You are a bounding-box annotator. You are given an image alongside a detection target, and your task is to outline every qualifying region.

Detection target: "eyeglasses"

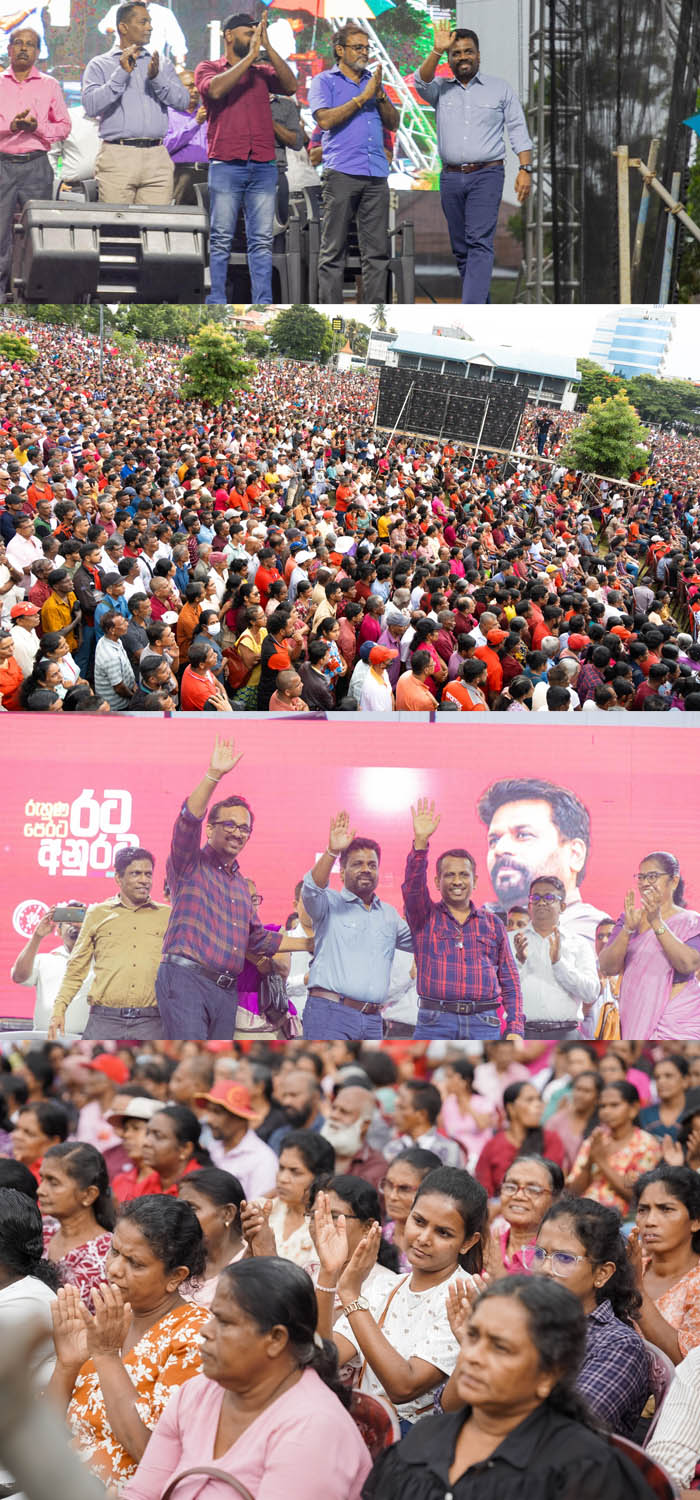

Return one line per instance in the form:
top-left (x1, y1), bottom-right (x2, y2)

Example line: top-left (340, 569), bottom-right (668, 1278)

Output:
top-left (210, 821), bottom-right (251, 835)
top-left (346, 43), bottom-right (370, 52)
top-left (328, 1211), bottom-right (361, 1222)
top-left (529, 892), bottom-right (561, 905)
top-left (530, 1247), bottom-right (589, 1276)
top-left (637, 872), bottom-right (667, 886)
top-left (250, 894), bottom-right (263, 907)
top-left (501, 1181), bottom-right (553, 1199)
top-left (379, 1179), bottom-right (416, 1197)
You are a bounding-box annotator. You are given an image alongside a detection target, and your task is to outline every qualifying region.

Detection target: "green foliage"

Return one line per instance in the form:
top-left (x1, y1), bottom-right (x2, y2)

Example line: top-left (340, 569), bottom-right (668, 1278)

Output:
top-left (114, 305), bottom-right (227, 343)
top-left (679, 88), bottom-right (700, 302)
top-left (576, 359), bottom-right (700, 433)
top-left (180, 325), bottom-right (257, 405)
top-left (575, 358), bottom-right (625, 406)
top-left (267, 305), bottom-right (333, 362)
top-left (0, 330), bottom-right (38, 363)
top-left (242, 329), bottom-right (270, 358)
top-left (344, 319), bottom-right (371, 356)
top-left (562, 392), bottom-right (650, 478)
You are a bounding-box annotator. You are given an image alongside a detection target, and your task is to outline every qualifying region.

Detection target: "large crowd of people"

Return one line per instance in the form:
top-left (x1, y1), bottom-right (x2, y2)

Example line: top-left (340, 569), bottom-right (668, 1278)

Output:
top-left (1, 312), bottom-right (699, 719)
top-left (2, 1036), bottom-right (700, 1499)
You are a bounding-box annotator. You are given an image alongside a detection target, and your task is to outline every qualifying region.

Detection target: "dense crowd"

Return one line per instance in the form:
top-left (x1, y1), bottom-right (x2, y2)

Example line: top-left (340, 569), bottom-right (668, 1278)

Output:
top-left (2, 1037), bottom-right (700, 1499)
top-left (1, 315), bottom-right (700, 717)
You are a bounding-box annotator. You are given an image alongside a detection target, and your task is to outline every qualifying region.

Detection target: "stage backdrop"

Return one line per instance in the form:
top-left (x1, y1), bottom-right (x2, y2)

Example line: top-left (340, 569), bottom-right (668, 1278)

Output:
top-left (1, 718), bottom-right (699, 1020)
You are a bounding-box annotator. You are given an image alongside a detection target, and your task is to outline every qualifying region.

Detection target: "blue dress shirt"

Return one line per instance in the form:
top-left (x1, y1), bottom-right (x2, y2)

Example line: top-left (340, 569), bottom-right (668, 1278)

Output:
top-left (302, 871), bottom-right (413, 1003)
top-left (412, 69), bottom-right (532, 166)
top-left (82, 44), bottom-right (189, 141)
top-left (308, 64), bottom-right (389, 178)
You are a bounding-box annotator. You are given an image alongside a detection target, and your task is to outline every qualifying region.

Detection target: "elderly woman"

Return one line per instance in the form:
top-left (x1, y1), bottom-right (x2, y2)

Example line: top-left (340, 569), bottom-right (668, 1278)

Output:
top-left (599, 851), bottom-right (700, 1038)
top-left (121, 1258), bottom-right (371, 1500)
top-left (361, 1277), bottom-right (657, 1499)
top-left (48, 1195), bottom-right (209, 1492)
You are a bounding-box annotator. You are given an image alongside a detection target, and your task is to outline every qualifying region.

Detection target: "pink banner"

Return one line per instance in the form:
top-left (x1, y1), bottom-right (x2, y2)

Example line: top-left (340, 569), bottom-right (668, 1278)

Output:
top-left (1, 718), bottom-right (699, 1019)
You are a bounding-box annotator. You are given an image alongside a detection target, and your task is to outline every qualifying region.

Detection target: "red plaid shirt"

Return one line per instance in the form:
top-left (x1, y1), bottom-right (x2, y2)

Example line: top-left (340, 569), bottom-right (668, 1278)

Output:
top-left (402, 847), bottom-right (523, 1034)
top-left (163, 803), bottom-right (282, 973)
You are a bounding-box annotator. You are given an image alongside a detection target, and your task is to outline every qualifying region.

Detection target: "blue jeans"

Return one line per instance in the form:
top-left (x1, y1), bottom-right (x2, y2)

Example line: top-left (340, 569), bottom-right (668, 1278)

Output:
top-left (74, 623), bottom-right (95, 678)
top-left (414, 1005), bottom-right (502, 1041)
top-left (155, 959), bottom-right (238, 1039)
top-left (207, 159), bottom-right (277, 304)
top-left (302, 994), bottom-right (382, 1042)
top-left (439, 165), bottom-right (504, 303)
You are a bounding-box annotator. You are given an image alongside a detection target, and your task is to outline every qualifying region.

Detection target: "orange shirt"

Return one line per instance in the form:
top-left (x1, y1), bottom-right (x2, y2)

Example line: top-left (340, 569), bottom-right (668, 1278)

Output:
top-left (181, 665), bottom-right (218, 710)
top-left (395, 673), bottom-right (437, 711)
top-left (474, 645), bottom-right (503, 698)
top-left (0, 655), bottom-right (23, 710)
top-left (442, 680), bottom-right (489, 712)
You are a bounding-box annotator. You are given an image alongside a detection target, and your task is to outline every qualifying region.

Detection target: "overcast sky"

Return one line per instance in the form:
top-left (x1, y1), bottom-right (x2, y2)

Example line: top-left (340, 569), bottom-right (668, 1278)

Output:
top-left (319, 304), bottom-right (700, 381)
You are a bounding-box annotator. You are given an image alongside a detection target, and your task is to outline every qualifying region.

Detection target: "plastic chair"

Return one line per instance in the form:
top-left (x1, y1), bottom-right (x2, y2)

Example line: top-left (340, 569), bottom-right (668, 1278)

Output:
top-left (349, 1390), bottom-right (400, 1459)
top-left (609, 1434), bottom-right (680, 1498)
top-left (642, 1338), bottom-right (677, 1444)
top-left (194, 180), bottom-right (302, 304)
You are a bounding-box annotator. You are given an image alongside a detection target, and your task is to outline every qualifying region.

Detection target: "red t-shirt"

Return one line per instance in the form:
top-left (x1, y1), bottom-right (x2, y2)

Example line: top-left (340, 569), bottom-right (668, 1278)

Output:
top-left (181, 665), bottom-right (218, 710)
top-left (194, 59), bottom-right (279, 162)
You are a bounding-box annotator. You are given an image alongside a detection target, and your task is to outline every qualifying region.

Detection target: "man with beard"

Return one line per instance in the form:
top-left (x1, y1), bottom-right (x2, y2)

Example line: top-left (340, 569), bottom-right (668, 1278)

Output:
top-left (155, 736), bottom-right (310, 1038)
top-left (302, 810), bottom-right (414, 1042)
top-left (266, 1067), bottom-right (325, 1155)
top-left (194, 1079), bottom-right (278, 1199)
top-left (413, 24), bottom-right (532, 303)
top-left (319, 1083), bottom-right (387, 1190)
top-left (195, 14), bottom-right (297, 304)
top-left (476, 776), bottom-right (610, 946)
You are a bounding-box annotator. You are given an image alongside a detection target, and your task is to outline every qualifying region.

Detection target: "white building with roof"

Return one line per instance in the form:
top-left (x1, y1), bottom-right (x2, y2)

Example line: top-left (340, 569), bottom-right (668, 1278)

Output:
top-left (369, 331), bottom-right (580, 410)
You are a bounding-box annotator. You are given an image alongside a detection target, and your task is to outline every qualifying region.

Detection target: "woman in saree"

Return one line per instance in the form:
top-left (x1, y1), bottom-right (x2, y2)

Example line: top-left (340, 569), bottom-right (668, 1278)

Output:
top-left (598, 851), bottom-right (700, 1039)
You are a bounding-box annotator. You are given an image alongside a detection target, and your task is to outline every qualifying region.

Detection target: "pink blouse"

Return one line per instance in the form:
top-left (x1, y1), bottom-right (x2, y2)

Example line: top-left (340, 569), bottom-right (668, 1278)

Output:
top-left (42, 1220), bottom-right (111, 1311)
top-left (122, 1368), bottom-right (371, 1500)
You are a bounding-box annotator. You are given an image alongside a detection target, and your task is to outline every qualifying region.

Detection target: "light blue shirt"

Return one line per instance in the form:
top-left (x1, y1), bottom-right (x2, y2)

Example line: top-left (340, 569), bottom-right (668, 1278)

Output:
top-left (82, 43), bottom-right (188, 141)
top-left (412, 69), bottom-right (532, 166)
top-left (302, 872), bottom-right (413, 1003)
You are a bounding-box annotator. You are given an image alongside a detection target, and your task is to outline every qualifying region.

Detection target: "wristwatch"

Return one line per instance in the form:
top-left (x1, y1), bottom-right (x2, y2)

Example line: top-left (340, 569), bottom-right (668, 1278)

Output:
top-left (341, 1296), bottom-right (369, 1317)
top-left (519, 165), bottom-right (533, 174)
top-left (653, 921), bottom-right (667, 937)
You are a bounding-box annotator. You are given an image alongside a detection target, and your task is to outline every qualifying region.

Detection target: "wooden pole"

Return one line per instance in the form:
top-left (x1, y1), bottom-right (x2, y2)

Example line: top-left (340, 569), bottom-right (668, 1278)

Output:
top-left (614, 146), bottom-right (632, 303)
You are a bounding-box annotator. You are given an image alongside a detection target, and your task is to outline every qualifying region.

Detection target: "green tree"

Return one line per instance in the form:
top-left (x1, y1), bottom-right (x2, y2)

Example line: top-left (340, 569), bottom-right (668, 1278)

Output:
top-left (679, 87), bottom-right (700, 302)
top-left (267, 305), bottom-right (332, 362)
top-left (575, 358), bottom-right (624, 407)
top-left (116, 305), bottom-right (227, 343)
top-left (372, 303), bottom-right (388, 331)
top-left (180, 325), bottom-right (256, 405)
top-left (562, 393), bottom-right (650, 477)
top-left (344, 318), bottom-right (371, 356)
top-left (0, 330), bottom-right (37, 362)
top-left (243, 329), bottom-right (270, 358)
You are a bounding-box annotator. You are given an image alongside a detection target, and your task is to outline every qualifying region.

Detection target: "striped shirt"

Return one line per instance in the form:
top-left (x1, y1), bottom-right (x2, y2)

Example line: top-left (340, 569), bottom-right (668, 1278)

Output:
top-left (162, 803), bottom-right (282, 973)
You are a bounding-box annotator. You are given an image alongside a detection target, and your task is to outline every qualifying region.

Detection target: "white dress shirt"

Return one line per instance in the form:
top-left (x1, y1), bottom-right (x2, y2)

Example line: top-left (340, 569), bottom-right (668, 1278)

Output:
top-left (509, 924), bottom-right (600, 1026)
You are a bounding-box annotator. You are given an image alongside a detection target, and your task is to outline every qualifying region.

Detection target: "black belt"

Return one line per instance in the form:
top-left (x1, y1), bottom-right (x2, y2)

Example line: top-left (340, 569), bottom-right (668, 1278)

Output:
top-left (89, 1004), bottom-right (160, 1016)
top-left (524, 1020), bottom-right (577, 1035)
top-left (443, 159), bottom-right (504, 174)
top-left (419, 997), bottom-right (499, 1016)
top-left (106, 137), bottom-right (163, 148)
top-left (308, 985), bottom-right (382, 1014)
top-left (163, 952), bottom-right (238, 990)
top-left (0, 149), bottom-right (47, 161)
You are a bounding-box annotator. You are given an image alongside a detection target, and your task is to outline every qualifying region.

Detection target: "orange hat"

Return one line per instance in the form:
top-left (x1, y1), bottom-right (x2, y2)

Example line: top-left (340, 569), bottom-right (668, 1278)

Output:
top-left (83, 1053), bottom-right (130, 1085)
top-left (193, 1081), bottom-right (256, 1119)
top-left (369, 645), bottom-right (398, 666)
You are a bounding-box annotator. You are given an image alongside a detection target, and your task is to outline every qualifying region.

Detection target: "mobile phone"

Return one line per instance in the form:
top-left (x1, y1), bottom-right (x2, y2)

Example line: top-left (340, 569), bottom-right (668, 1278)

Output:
top-left (52, 903), bottom-right (87, 925)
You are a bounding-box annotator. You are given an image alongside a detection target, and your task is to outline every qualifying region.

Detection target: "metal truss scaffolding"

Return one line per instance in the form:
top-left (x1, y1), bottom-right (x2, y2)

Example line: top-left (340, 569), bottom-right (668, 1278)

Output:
top-left (523, 0), bottom-right (585, 302)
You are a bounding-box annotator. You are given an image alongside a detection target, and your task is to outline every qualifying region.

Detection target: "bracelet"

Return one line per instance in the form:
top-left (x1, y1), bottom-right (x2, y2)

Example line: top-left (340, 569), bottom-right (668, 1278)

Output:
top-left (204, 773), bottom-right (221, 782)
top-left (316, 1283), bottom-right (337, 1294)
top-left (325, 848), bottom-right (336, 857)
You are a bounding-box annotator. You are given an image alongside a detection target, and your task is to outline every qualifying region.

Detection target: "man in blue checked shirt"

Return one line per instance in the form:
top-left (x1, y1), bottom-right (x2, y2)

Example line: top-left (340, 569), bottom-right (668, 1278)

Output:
top-left (413, 23), bottom-right (533, 303)
top-left (82, 0), bottom-right (189, 204)
top-left (308, 23), bottom-right (399, 302)
top-left (403, 797), bottom-right (524, 1042)
top-left (302, 810), bottom-right (414, 1042)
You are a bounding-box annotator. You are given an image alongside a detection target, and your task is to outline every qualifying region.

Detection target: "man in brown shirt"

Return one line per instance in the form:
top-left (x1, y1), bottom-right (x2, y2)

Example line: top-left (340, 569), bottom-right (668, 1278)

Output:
top-left (48, 846), bottom-right (169, 1041)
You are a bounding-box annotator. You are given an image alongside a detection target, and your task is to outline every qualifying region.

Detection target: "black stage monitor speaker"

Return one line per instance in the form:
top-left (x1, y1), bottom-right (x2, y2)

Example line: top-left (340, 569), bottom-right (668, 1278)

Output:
top-left (375, 367), bottom-right (528, 450)
top-left (12, 201), bottom-right (208, 302)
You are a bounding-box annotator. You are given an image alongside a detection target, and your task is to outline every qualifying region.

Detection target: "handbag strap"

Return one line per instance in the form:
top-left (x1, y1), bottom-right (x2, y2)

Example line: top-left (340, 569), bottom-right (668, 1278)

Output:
top-left (357, 1274), bottom-right (410, 1392)
top-left (160, 1465), bottom-right (255, 1500)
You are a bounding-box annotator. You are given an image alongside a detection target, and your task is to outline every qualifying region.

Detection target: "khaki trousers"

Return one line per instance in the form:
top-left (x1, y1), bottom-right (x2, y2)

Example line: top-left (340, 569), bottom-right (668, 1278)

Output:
top-left (96, 142), bottom-right (173, 205)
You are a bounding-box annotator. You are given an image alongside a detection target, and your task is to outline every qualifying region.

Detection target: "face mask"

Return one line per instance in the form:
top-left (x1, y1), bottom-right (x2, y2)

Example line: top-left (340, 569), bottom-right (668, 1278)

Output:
top-left (208, 621), bottom-right (221, 635)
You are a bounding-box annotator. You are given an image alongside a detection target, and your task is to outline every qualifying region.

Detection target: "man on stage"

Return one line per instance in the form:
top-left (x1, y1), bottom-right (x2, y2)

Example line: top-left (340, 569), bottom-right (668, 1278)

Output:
top-left (413, 24), bottom-right (532, 303)
top-left (155, 735), bottom-right (310, 1039)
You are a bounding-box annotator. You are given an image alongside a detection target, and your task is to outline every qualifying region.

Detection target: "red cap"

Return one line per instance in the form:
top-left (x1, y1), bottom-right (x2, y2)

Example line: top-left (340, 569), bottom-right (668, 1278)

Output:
top-left (567, 633), bottom-right (590, 651)
top-left (486, 628), bottom-right (508, 645)
top-left (83, 1053), bottom-right (130, 1085)
top-left (194, 1081), bottom-right (256, 1119)
top-left (610, 625), bottom-right (633, 641)
top-left (10, 602), bottom-right (39, 618)
top-left (369, 645), bottom-right (399, 666)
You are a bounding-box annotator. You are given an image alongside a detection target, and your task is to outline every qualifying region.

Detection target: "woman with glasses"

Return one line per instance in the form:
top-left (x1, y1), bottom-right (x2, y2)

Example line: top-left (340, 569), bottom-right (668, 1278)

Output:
top-left (309, 1176), bottom-right (399, 1303)
top-left (380, 1148), bottom-right (443, 1271)
top-left (567, 1082), bottom-right (661, 1217)
top-left (629, 1164), bottom-right (700, 1364)
top-left (486, 1155), bottom-right (564, 1278)
top-left (598, 851), bottom-right (700, 1038)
